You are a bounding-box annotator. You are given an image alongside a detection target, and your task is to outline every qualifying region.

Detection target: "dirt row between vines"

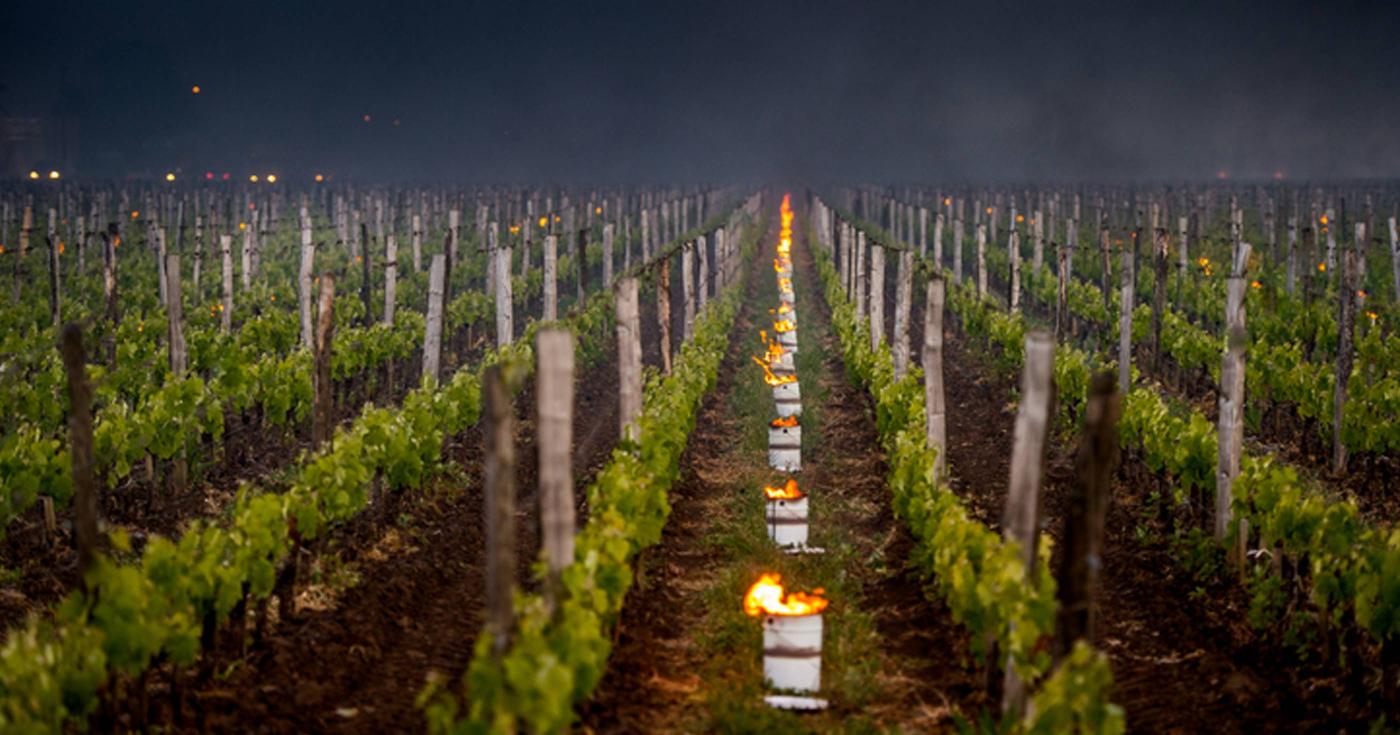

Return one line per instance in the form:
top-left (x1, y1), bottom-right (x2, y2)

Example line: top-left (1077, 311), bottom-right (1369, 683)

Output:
top-left (932, 288), bottom-right (1373, 732)
top-left (580, 205), bottom-right (986, 732)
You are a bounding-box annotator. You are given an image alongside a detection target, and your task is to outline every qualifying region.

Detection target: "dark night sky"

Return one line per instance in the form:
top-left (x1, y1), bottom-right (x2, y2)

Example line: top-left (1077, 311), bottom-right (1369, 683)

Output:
top-left (2, 0), bottom-right (1398, 182)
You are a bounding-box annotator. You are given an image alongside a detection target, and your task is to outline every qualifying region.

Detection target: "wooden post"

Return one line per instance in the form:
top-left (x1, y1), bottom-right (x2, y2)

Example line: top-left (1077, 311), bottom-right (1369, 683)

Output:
top-left (919, 206), bottom-right (929, 257)
top-left (893, 249), bottom-right (913, 379)
top-left (1333, 249), bottom-right (1356, 474)
top-left (855, 231), bottom-right (867, 321)
top-left (313, 275), bottom-right (336, 449)
top-left (1055, 242), bottom-right (1069, 339)
top-left (1001, 332), bottom-right (1055, 718)
top-left (495, 233), bottom-right (513, 347)
top-left (384, 234), bottom-right (398, 326)
top-left (1008, 229), bottom-right (1022, 313)
top-left (954, 216), bottom-right (966, 284)
top-left (220, 235), bottom-right (233, 333)
top-left (697, 233), bottom-right (709, 309)
top-left (575, 228), bottom-right (588, 305)
top-left (60, 324), bottom-right (99, 586)
top-left (1119, 248), bottom-right (1135, 394)
top-left (537, 329), bottom-right (576, 611)
top-left (869, 243), bottom-right (886, 350)
top-left (657, 258), bottom-right (673, 375)
top-left (975, 223), bottom-right (988, 299)
top-left (682, 241), bottom-right (695, 343)
top-left (241, 223), bottom-right (253, 291)
top-left (299, 219), bottom-right (315, 349)
top-left (1217, 272), bottom-right (1246, 544)
top-left (102, 227), bottom-right (119, 361)
top-left (602, 222), bottom-right (615, 288)
top-left (1055, 371), bottom-right (1121, 660)
top-left (1032, 210), bottom-right (1044, 271)
top-left (1149, 227), bottom-right (1168, 371)
top-left (359, 223), bottom-right (373, 327)
top-left (165, 254), bottom-right (187, 375)
top-left (616, 277), bottom-right (643, 441)
top-left (422, 255), bottom-right (446, 384)
top-left (46, 211), bottom-right (61, 328)
top-left (412, 214), bottom-right (423, 273)
top-left (933, 212), bottom-right (945, 267)
top-left (543, 234), bottom-right (558, 321)
top-left (924, 278), bottom-right (947, 481)
top-left (483, 365), bottom-right (516, 656)
top-left (1390, 216), bottom-right (1399, 302)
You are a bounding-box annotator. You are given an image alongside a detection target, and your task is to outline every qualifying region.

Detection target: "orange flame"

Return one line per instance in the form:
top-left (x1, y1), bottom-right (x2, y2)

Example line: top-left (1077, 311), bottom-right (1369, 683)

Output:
top-left (744, 573), bottom-right (827, 617)
top-left (753, 356), bottom-right (796, 385)
top-left (759, 330), bottom-right (786, 366)
top-left (764, 478), bottom-right (803, 500)
top-left (772, 319), bottom-right (795, 333)
top-left (770, 415), bottom-right (799, 428)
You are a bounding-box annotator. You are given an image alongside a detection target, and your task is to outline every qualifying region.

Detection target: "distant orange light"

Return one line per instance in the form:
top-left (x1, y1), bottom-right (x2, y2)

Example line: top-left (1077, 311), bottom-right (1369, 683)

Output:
top-left (58, 243), bottom-right (65, 254)
top-left (985, 207), bottom-right (993, 215)
top-left (1320, 215), bottom-right (1329, 225)
top-left (165, 172), bottom-right (176, 182)
top-left (594, 207), bottom-right (602, 215)
top-left (943, 198), bottom-right (951, 206)
top-left (1015, 214), bottom-right (1024, 223)
top-left (191, 85), bottom-right (201, 94)
top-left (27, 171), bottom-right (39, 180)
top-left (266, 174), bottom-right (277, 183)
top-left (249, 175), bottom-right (259, 182)
top-left (315, 174), bottom-right (324, 183)
top-left (1318, 262), bottom-right (1326, 273)
top-left (239, 222), bottom-right (246, 231)
top-left (1250, 280), bottom-right (1262, 289)
top-left (363, 114), bottom-right (371, 123)
top-left (131, 210), bottom-right (140, 219)
top-left (48, 171), bottom-right (60, 180)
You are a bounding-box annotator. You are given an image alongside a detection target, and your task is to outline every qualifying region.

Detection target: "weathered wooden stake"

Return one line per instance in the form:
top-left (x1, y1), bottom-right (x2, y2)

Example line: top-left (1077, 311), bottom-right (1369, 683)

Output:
top-left (313, 275), bottom-right (336, 449)
top-left (1151, 227), bottom-right (1169, 372)
top-left (697, 233), bottom-right (709, 309)
top-left (384, 234), bottom-right (398, 326)
top-left (60, 324), bottom-right (99, 587)
top-left (483, 365), bottom-right (516, 656)
top-left (1216, 268), bottom-right (1247, 542)
top-left (657, 259), bottom-right (673, 375)
top-left (1333, 249), bottom-right (1356, 474)
top-left (616, 277), bottom-right (643, 441)
top-left (1118, 248), bottom-right (1134, 394)
top-left (1001, 331), bottom-right (1055, 718)
top-left (1054, 371), bottom-right (1120, 660)
top-left (298, 218), bottom-right (315, 349)
top-left (682, 241), bottom-right (695, 343)
top-left (166, 254), bottom-right (187, 375)
top-left (537, 329), bottom-right (576, 611)
top-left (543, 234), bottom-right (558, 321)
top-left (422, 255), bottom-right (446, 384)
top-left (893, 249), bottom-right (913, 379)
top-left (495, 235), bottom-right (513, 347)
top-left (867, 242), bottom-right (885, 351)
top-left (975, 223), bottom-right (988, 299)
top-left (220, 235), bottom-right (233, 333)
top-left (924, 278), bottom-right (947, 481)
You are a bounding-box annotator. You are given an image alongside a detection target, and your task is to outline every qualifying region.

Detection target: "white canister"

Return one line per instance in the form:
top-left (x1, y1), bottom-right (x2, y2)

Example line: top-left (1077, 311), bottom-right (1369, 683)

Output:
top-left (777, 329), bottom-right (798, 351)
top-left (771, 351), bottom-right (796, 374)
top-left (768, 422), bottom-right (801, 472)
top-left (763, 613), bottom-right (823, 693)
top-left (767, 496), bottom-right (810, 548)
top-left (772, 382), bottom-right (802, 419)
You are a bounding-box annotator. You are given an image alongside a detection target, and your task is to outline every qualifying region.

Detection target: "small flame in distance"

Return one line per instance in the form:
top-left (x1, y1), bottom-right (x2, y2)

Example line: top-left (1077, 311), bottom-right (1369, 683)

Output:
top-left (763, 478), bottom-right (803, 500)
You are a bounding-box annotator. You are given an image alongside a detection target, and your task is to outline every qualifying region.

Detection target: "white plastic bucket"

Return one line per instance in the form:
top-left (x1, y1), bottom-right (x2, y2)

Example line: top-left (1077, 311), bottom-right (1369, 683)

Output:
top-left (772, 381), bottom-right (802, 419)
top-left (768, 423), bottom-right (801, 472)
top-left (777, 329), bottom-right (798, 351)
top-left (767, 496), bottom-right (809, 548)
top-left (771, 351), bottom-right (796, 374)
top-left (763, 613), bottom-right (823, 693)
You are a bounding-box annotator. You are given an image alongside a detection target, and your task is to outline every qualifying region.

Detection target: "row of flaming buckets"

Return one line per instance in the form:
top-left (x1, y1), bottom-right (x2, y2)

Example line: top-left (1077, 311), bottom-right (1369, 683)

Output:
top-left (744, 194), bottom-right (829, 711)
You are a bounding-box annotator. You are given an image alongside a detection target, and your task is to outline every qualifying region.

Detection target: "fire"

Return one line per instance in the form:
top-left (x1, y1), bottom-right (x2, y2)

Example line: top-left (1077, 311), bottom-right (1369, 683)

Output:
top-left (759, 331), bottom-right (786, 366)
top-left (753, 356), bottom-right (796, 385)
top-left (777, 277), bottom-right (792, 292)
top-left (763, 478), bottom-right (803, 500)
top-left (770, 415), bottom-right (799, 429)
top-left (772, 319), bottom-right (795, 333)
top-left (744, 573), bottom-right (827, 617)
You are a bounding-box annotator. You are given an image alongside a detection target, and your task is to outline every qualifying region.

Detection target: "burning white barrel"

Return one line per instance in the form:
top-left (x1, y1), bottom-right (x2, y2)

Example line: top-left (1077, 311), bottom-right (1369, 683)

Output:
top-left (764, 479), bottom-right (809, 547)
top-left (771, 350), bottom-right (796, 375)
top-left (768, 416), bottom-right (801, 471)
top-left (745, 573), bottom-right (827, 694)
top-left (775, 322), bottom-right (798, 352)
top-left (772, 380), bottom-right (801, 418)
